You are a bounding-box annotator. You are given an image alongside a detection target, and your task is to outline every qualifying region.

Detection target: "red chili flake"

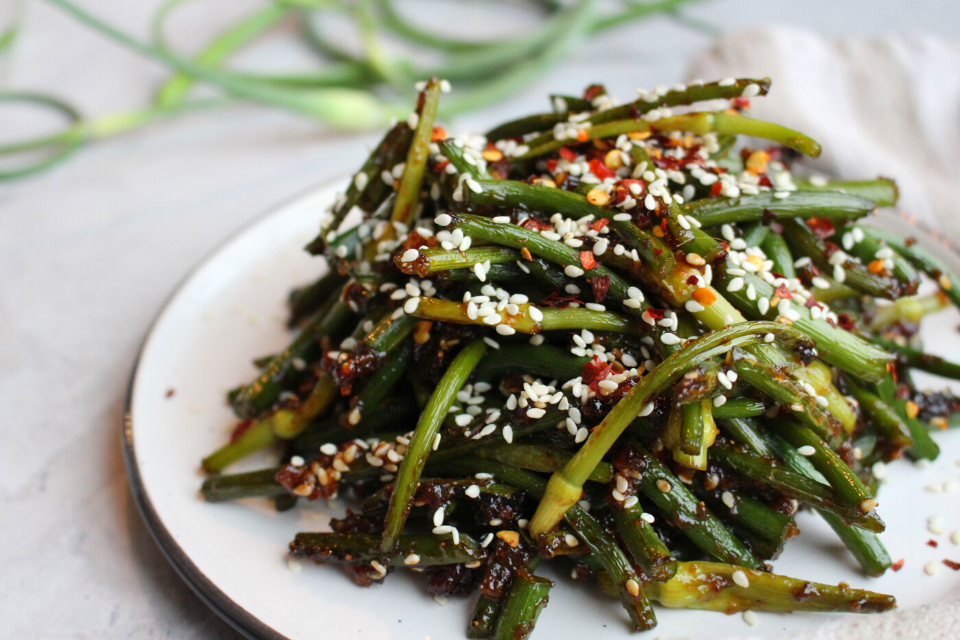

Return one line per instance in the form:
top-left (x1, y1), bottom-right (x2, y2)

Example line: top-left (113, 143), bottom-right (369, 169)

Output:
top-left (581, 356), bottom-right (612, 385)
top-left (520, 217), bottom-right (554, 231)
top-left (434, 159), bottom-right (450, 173)
top-left (758, 176), bottom-right (773, 188)
top-left (583, 84), bottom-right (605, 101)
top-left (546, 159), bottom-right (558, 173)
top-left (710, 182), bottom-right (723, 197)
top-left (660, 218), bottom-right (668, 231)
top-left (837, 314), bottom-right (855, 330)
top-left (646, 308), bottom-right (666, 321)
top-left (580, 251), bottom-right (598, 270)
top-left (944, 559), bottom-right (960, 571)
top-left (588, 159), bottom-right (617, 181)
top-left (653, 248), bottom-right (663, 258)
top-left (431, 126), bottom-right (447, 142)
top-left (891, 559), bottom-right (905, 572)
top-left (686, 275), bottom-right (699, 285)
top-left (589, 275), bottom-right (610, 302)
top-left (806, 218), bottom-right (836, 240)
top-left (591, 218), bottom-right (609, 232)
top-left (230, 419), bottom-right (255, 443)
top-left (927, 539), bottom-right (939, 548)
top-left (905, 237), bottom-right (917, 247)
top-left (731, 97), bottom-right (751, 110)
top-left (539, 292), bottom-right (581, 308)
top-left (804, 296), bottom-right (819, 309)
top-left (775, 284), bottom-right (793, 300)
top-left (558, 147), bottom-right (577, 162)
top-left (165, 388), bottom-right (176, 398)
top-left (618, 179), bottom-right (645, 198)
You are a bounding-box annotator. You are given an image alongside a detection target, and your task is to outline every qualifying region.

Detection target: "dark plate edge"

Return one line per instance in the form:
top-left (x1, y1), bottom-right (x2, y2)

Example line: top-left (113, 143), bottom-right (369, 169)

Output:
top-left (120, 178), bottom-right (349, 640)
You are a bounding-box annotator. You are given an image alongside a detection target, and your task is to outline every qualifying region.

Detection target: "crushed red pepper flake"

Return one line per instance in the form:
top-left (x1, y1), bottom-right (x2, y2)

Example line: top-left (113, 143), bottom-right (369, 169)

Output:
top-left (165, 388), bottom-right (176, 398)
top-left (589, 275), bottom-right (610, 302)
top-left (709, 182), bottom-right (723, 197)
top-left (775, 284), bottom-right (793, 300)
top-left (558, 147), bottom-right (577, 162)
top-left (807, 218), bottom-right (836, 239)
top-left (927, 539), bottom-right (939, 548)
top-left (580, 251), bottom-right (598, 270)
top-left (891, 559), bottom-right (905, 572)
top-left (431, 126), bottom-right (447, 142)
top-left (591, 218), bottom-right (609, 232)
top-left (588, 158), bottom-right (617, 181)
top-left (546, 159), bottom-right (558, 172)
top-left (944, 559), bottom-right (960, 571)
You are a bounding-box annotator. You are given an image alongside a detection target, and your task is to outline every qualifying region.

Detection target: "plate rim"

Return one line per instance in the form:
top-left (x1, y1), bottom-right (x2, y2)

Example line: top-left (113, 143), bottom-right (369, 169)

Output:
top-left (119, 179), bottom-right (351, 640)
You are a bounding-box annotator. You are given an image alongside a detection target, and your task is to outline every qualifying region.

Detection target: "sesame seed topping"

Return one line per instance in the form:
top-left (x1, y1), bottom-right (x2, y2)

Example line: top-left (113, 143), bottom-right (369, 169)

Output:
top-left (732, 570), bottom-right (750, 588)
top-left (797, 445), bottom-right (816, 456)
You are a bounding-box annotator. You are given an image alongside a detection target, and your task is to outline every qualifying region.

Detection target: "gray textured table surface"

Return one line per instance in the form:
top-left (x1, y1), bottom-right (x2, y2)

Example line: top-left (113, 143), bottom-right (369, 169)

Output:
top-left (1, 1), bottom-right (957, 638)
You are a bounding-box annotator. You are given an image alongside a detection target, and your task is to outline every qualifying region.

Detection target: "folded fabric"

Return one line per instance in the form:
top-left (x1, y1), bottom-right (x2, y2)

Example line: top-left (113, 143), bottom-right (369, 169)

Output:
top-left (687, 26), bottom-right (960, 244)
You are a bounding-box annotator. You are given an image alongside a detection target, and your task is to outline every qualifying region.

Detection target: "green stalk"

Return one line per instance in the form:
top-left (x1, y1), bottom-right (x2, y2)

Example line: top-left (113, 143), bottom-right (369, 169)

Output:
top-left (408, 296), bottom-right (640, 334)
top-left (648, 561), bottom-right (895, 613)
top-left (709, 443), bottom-right (884, 532)
top-left (765, 432), bottom-right (892, 576)
top-left (381, 338), bottom-right (487, 552)
top-left (682, 191), bottom-right (874, 227)
top-left (612, 504), bottom-right (677, 583)
top-left (712, 398), bottom-right (765, 420)
top-left (153, 1), bottom-right (289, 107)
top-left (529, 321), bottom-right (804, 536)
top-left (200, 468), bottom-right (287, 502)
top-left (292, 532), bottom-right (483, 567)
top-left (494, 573), bottom-right (553, 640)
top-left (795, 178), bottom-right (898, 208)
top-left (634, 443), bottom-right (764, 569)
top-left (775, 420), bottom-right (873, 509)
top-left (390, 78), bottom-right (441, 227)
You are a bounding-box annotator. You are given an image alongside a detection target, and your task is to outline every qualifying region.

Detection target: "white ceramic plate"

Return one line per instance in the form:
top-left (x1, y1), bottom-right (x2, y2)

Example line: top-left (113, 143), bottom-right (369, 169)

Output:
top-left (124, 180), bottom-right (960, 640)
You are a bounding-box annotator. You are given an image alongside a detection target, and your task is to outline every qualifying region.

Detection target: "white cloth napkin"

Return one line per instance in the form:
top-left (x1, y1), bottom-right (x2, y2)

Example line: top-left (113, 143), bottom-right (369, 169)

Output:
top-left (687, 26), bottom-right (960, 243)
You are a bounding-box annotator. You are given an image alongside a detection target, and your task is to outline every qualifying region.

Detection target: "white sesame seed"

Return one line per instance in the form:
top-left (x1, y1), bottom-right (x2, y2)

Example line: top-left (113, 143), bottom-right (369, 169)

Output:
top-left (598, 380), bottom-right (619, 391)
top-left (465, 485), bottom-right (481, 499)
top-left (685, 300), bottom-right (705, 313)
top-left (401, 249), bottom-right (420, 262)
top-left (951, 530), bottom-right (960, 545)
top-left (722, 491), bottom-right (735, 508)
top-left (929, 515), bottom-right (945, 535)
top-left (727, 277), bottom-right (744, 292)
top-left (741, 83), bottom-right (760, 98)
top-left (797, 445), bottom-right (816, 456)
top-left (717, 371), bottom-right (733, 390)
top-left (575, 427), bottom-right (588, 443)
top-left (565, 265), bottom-right (585, 277)
top-left (764, 333), bottom-right (775, 343)
top-left (502, 425), bottom-right (513, 443)
top-left (526, 408), bottom-right (545, 419)
top-left (320, 443), bottom-right (338, 456)
top-left (742, 610), bottom-right (758, 626)
top-left (640, 512), bottom-right (655, 523)
top-left (403, 296), bottom-right (421, 314)
top-left (613, 213), bottom-right (632, 221)
top-left (496, 324), bottom-right (516, 336)
top-left (660, 333), bottom-right (681, 345)
top-left (287, 558), bottom-right (301, 573)
top-left (732, 570), bottom-right (750, 588)
top-left (639, 402), bottom-right (654, 417)
top-left (433, 507), bottom-right (445, 527)
top-left (719, 77), bottom-right (736, 87)
top-left (713, 395), bottom-right (727, 407)
top-left (925, 562), bottom-right (940, 576)
top-left (564, 534), bottom-right (579, 547)
top-left (435, 214), bottom-right (452, 226)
